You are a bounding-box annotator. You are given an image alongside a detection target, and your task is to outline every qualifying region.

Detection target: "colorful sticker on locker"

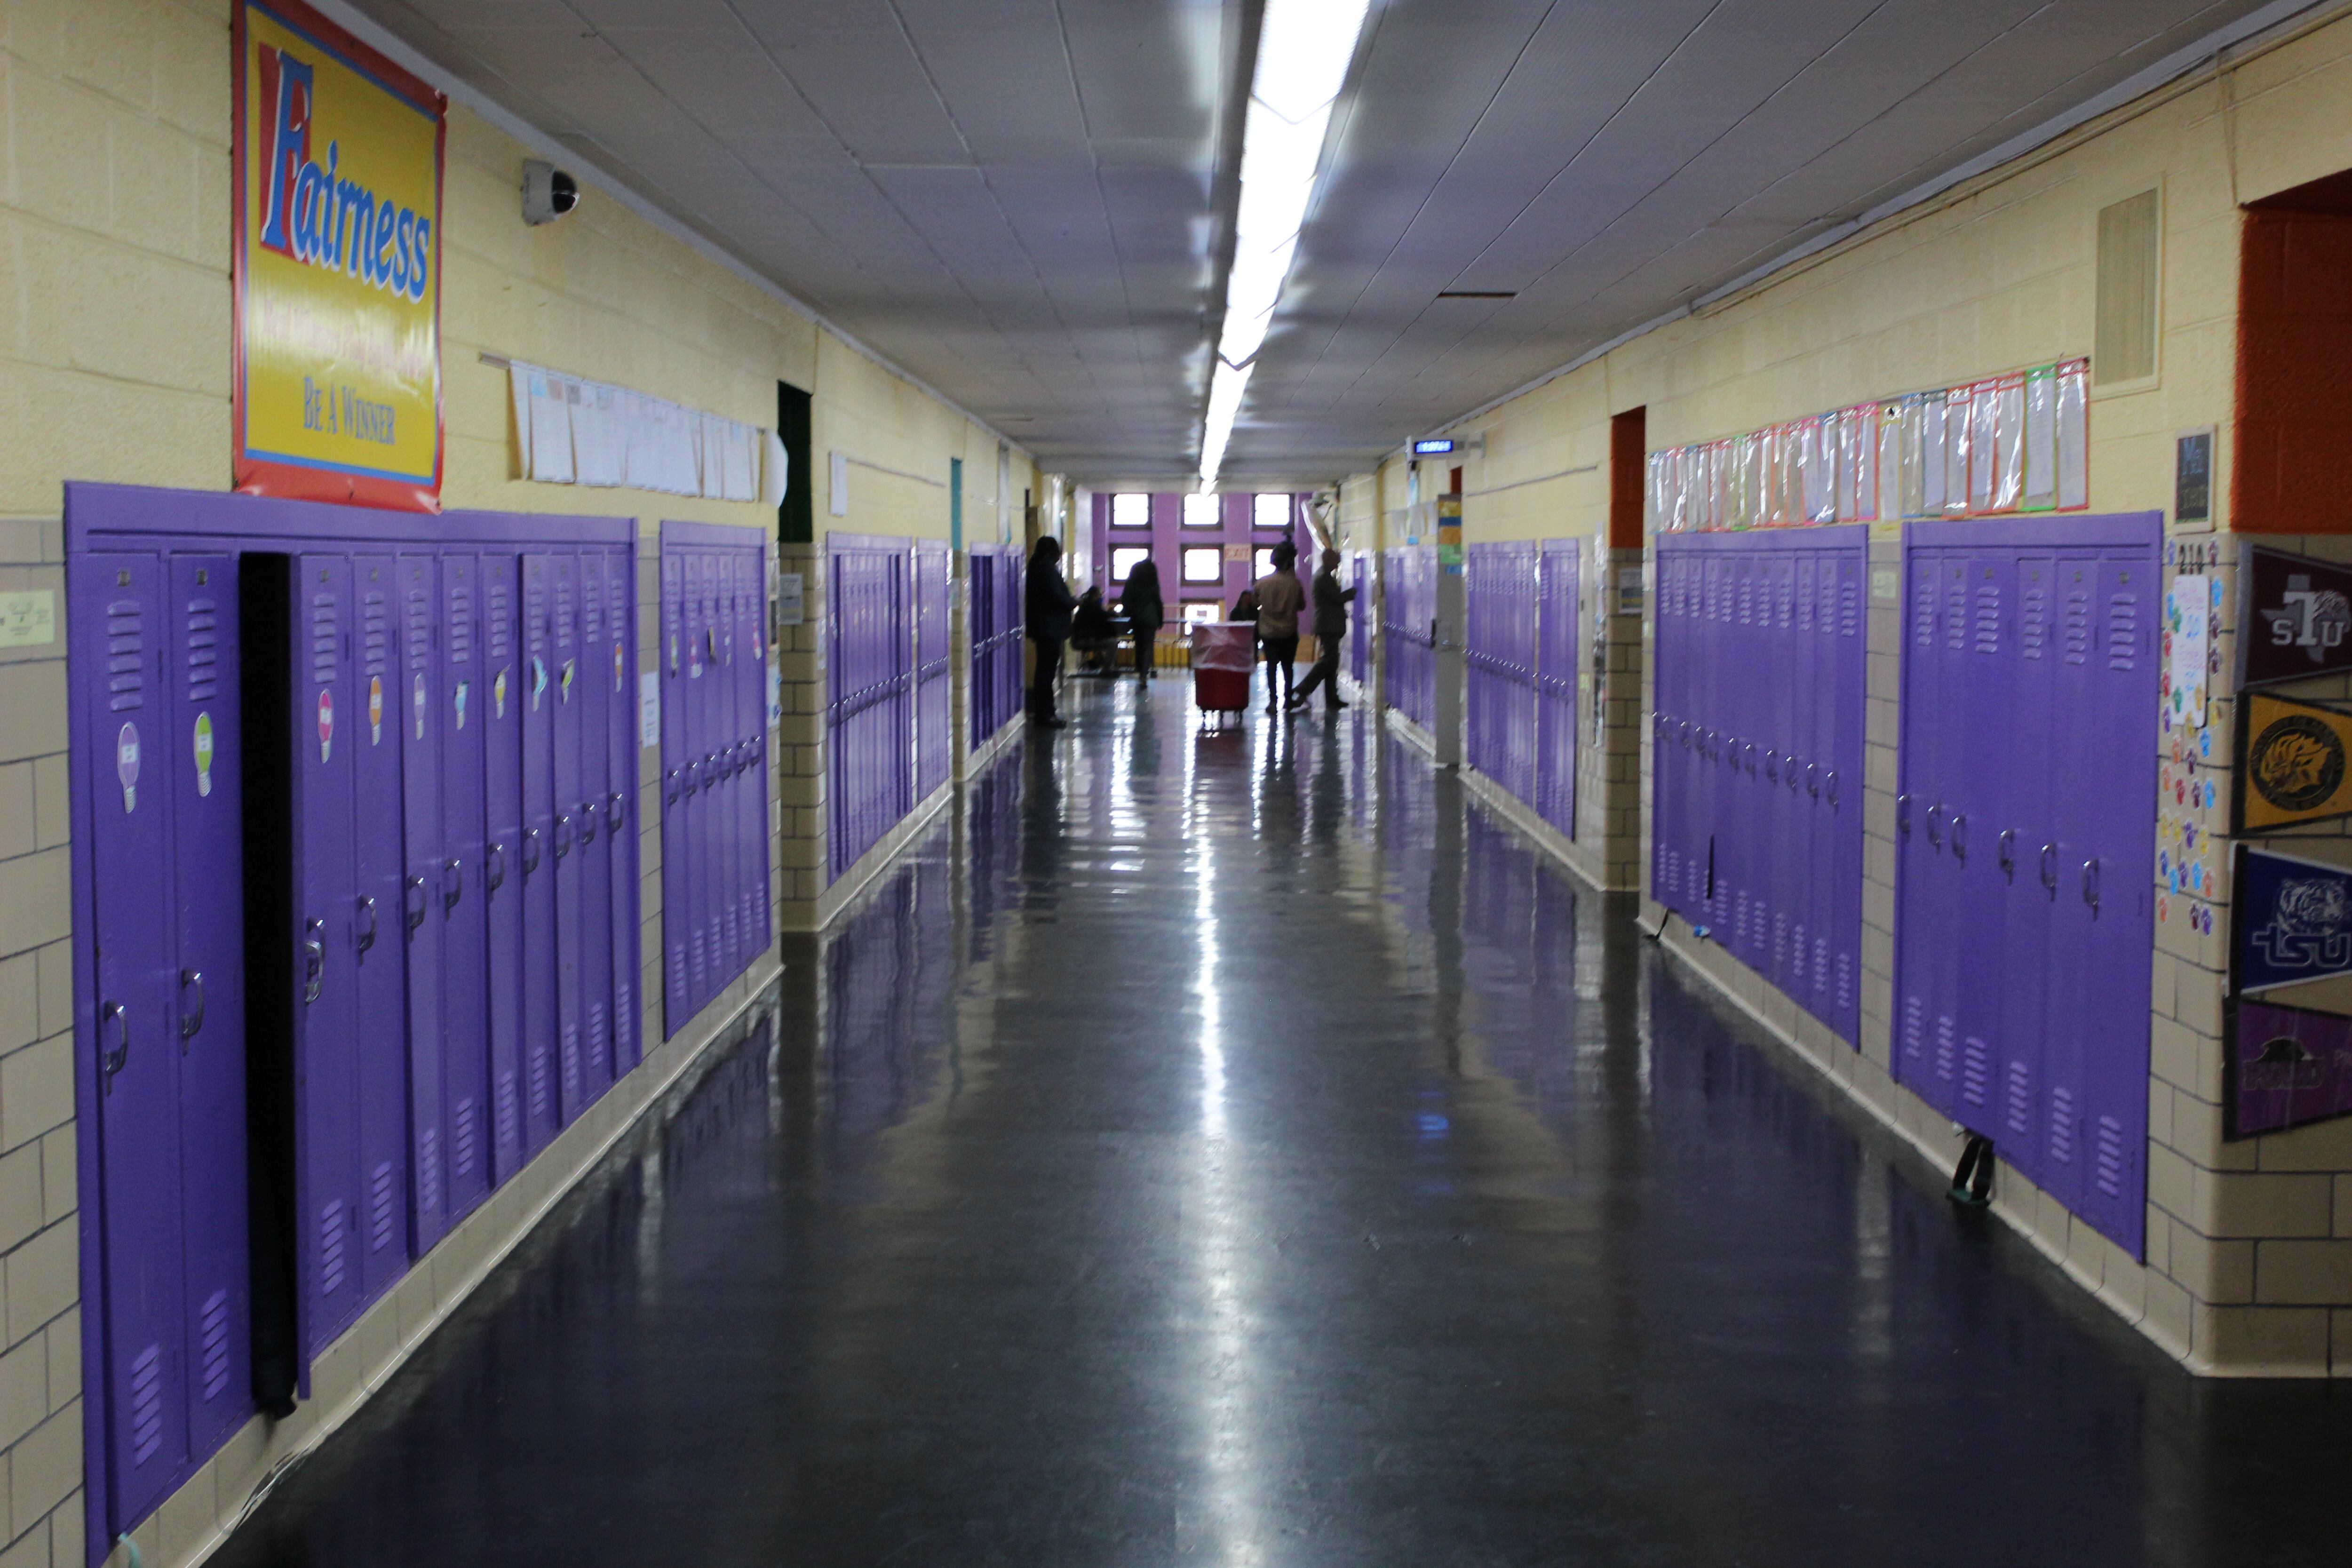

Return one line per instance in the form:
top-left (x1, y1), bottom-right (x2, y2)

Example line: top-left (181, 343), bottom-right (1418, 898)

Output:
top-left (560, 658), bottom-right (576, 703)
top-left (317, 690), bottom-right (334, 763)
top-left (689, 627), bottom-right (703, 679)
top-left (116, 721), bottom-right (140, 813)
top-left (613, 640), bottom-right (624, 692)
top-left (494, 665), bottom-right (508, 719)
top-left (453, 680), bottom-right (469, 730)
top-left (2237, 691), bottom-right (2352, 833)
top-left (369, 675), bottom-right (384, 744)
top-left (413, 672), bottom-right (427, 739)
top-left (192, 710), bottom-right (214, 798)
top-left (532, 655), bottom-right (548, 711)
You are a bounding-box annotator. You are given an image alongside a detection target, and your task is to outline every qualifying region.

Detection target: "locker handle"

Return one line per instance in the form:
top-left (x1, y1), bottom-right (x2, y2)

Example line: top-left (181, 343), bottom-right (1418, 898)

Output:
top-left (355, 895), bottom-right (379, 959)
top-left (579, 802), bottom-right (597, 846)
top-left (1764, 749), bottom-right (1779, 782)
top-left (1806, 763), bottom-right (1820, 799)
top-left (302, 919), bottom-right (326, 1003)
top-left (2039, 843), bottom-right (2058, 897)
top-left (1896, 793), bottom-right (1912, 839)
top-left (2082, 858), bottom-right (2100, 913)
top-left (441, 858), bottom-right (463, 915)
top-left (1786, 760), bottom-right (1800, 794)
top-left (1950, 812), bottom-right (1967, 862)
top-left (664, 767), bottom-right (681, 804)
top-left (101, 1002), bottom-right (129, 1090)
top-left (405, 875), bottom-right (428, 934)
top-left (555, 814), bottom-right (572, 861)
top-left (522, 828), bottom-right (543, 876)
top-left (1742, 742), bottom-right (1756, 776)
top-left (1998, 829), bottom-right (2017, 880)
top-left (1924, 803), bottom-right (1942, 848)
top-left (486, 844), bottom-right (506, 898)
top-left (1826, 771), bottom-right (1840, 807)
top-left (178, 969), bottom-right (205, 1048)
top-left (608, 790), bottom-right (626, 829)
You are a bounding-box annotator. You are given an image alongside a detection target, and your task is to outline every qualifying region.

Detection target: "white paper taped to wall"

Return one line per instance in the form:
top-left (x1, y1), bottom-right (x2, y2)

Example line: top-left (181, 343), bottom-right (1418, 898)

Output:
top-left (639, 670), bottom-right (660, 749)
top-left (505, 360), bottom-right (771, 500)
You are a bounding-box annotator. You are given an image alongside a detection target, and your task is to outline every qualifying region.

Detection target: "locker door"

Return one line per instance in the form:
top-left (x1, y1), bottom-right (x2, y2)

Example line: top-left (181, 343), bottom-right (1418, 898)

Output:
top-left (397, 554), bottom-right (448, 1250)
top-left (519, 556), bottom-right (561, 1155)
top-left (166, 554), bottom-right (251, 1456)
top-left (1953, 552), bottom-right (2014, 1132)
top-left (1894, 544), bottom-right (1950, 1109)
top-left (77, 551), bottom-right (191, 1526)
top-left (292, 553), bottom-right (364, 1353)
top-left (1798, 549), bottom-right (1832, 1026)
top-left (349, 558), bottom-right (408, 1302)
top-left (2000, 550), bottom-right (2060, 1187)
top-left (604, 548), bottom-right (641, 1074)
top-left (1780, 551), bottom-right (1809, 1002)
top-left (2039, 550), bottom-right (2107, 1215)
top-left (683, 550), bottom-right (713, 1011)
top-left (711, 551), bottom-right (744, 985)
top-left (438, 555), bottom-right (491, 1219)
top-left (482, 555), bottom-right (526, 1178)
top-left (2075, 547), bottom-right (2157, 1253)
top-left (550, 554), bottom-right (586, 1120)
top-left (660, 548), bottom-right (691, 1035)
top-left (1926, 553), bottom-right (1971, 1114)
top-left (575, 551), bottom-right (614, 1103)
top-left (1828, 545), bottom-right (1866, 1043)
top-left (738, 550), bottom-right (771, 958)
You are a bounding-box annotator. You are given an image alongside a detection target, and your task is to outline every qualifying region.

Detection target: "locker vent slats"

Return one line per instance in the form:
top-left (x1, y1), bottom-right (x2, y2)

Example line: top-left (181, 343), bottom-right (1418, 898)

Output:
top-left (487, 576), bottom-right (512, 661)
top-left (418, 1128), bottom-right (441, 1217)
top-left (362, 591), bottom-right (389, 677)
top-left (2050, 1087), bottom-right (2076, 1165)
top-left (184, 597), bottom-right (219, 702)
top-left (311, 594), bottom-right (339, 685)
top-left (447, 583), bottom-right (474, 668)
top-left (370, 1162), bottom-right (397, 1253)
top-left (127, 1344), bottom-right (164, 1463)
top-left (1961, 1036), bottom-right (1991, 1107)
top-left (107, 599), bottom-right (146, 711)
top-left (2005, 1061), bottom-right (2033, 1137)
top-left (1973, 581), bottom-right (2001, 654)
top-left (319, 1201), bottom-right (346, 1296)
top-left (198, 1289), bottom-right (231, 1401)
top-left (453, 1099), bottom-right (477, 1179)
top-left (2106, 589), bottom-right (2139, 670)
top-left (498, 1071), bottom-right (520, 1153)
top-left (2063, 580), bottom-right (2091, 664)
top-left (2094, 1115), bottom-right (2127, 1196)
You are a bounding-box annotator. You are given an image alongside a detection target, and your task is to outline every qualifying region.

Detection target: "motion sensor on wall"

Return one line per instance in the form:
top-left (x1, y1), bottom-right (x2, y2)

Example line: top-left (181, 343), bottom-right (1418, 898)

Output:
top-left (523, 160), bottom-right (580, 225)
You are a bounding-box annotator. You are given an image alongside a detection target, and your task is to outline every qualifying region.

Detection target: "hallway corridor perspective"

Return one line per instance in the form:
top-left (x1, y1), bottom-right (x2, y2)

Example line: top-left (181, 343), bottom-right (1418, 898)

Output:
top-left (214, 682), bottom-right (2348, 1568)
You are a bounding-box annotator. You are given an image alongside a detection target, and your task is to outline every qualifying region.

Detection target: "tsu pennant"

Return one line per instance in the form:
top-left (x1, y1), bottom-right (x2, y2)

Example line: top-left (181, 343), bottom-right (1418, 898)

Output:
top-left (233, 0), bottom-right (446, 510)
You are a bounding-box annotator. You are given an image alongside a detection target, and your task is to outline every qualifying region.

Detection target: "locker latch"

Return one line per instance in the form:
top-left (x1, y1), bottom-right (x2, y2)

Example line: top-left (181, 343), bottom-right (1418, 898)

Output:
top-left (1997, 829), bottom-right (2016, 881)
top-left (100, 1001), bottom-right (129, 1091)
top-left (522, 828), bottom-right (542, 876)
top-left (177, 970), bottom-right (204, 1050)
top-left (608, 791), bottom-right (625, 830)
top-left (405, 876), bottom-right (428, 934)
top-left (441, 859), bottom-right (463, 915)
top-left (302, 920), bottom-right (326, 1003)
top-left (355, 895), bottom-right (379, 961)
top-left (487, 844), bottom-right (507, 898)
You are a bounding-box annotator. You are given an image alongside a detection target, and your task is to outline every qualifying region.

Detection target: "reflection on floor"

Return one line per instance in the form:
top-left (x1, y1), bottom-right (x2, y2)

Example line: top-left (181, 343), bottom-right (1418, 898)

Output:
top-left (215, 676), bottom-right (2352, 1567)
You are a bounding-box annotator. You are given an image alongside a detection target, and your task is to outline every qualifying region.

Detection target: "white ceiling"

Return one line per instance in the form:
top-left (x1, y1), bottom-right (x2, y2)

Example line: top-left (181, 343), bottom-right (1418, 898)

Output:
top-left (342, 0), bottom-right (2294, 485)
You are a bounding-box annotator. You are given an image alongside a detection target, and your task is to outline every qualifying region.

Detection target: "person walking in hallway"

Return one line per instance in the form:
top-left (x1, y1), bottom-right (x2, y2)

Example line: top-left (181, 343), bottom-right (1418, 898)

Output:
top-left (1289, 547), bottom-right (1356, 712)
top-left (1253, 539), bottom-right (1305, 715)
top-left (1026, 535), bottom-right (1075, 729)
top-left (1118, 556), bottom-right (1163, 680)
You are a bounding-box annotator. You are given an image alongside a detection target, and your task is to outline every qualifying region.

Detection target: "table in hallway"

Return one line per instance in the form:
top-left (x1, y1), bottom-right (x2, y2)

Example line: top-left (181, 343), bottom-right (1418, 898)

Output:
top-left (212, 678), bottom-right (2352, 1568)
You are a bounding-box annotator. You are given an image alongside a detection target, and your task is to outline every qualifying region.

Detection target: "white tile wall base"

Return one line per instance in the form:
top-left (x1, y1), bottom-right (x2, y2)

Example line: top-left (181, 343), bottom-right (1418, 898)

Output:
top-left (1644, 905), bottom-right (2328, 1378)
top-left (1383, 708), bottom-right (1438, 760)
top-left (109, 964), bottom-right (786, 1568)
top-left (801, 716), bottom-right (1022, 934)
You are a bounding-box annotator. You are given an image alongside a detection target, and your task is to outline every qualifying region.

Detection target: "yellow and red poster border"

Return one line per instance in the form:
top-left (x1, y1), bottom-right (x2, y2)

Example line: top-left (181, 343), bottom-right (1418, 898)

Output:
top-left (230, 0), bottom-right (447, 511)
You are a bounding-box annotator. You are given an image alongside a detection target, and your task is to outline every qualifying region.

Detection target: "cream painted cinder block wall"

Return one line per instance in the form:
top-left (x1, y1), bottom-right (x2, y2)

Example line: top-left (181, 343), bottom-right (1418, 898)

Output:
top-left (0, 1), bottom-right (1041, 1564)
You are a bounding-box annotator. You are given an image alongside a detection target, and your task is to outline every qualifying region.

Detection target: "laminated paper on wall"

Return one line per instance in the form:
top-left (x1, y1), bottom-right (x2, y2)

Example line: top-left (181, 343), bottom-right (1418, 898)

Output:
top-left (504, 361), bottom-right (769, 501)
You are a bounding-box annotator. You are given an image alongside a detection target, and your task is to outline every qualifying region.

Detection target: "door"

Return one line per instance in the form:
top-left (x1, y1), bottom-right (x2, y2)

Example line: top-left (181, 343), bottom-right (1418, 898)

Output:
top-left (78, 550), bottom-right (191, 1527)
top-left (550, 554), bottom-right (586, 1120)
top-left (438, 553), bottom-right (491, 1218)
top-left (575, 550), bottom-right (614, 1104)
top-left (349, 556), bottom-right (409, 1301)
top-left (660, 547), bottom-right (692, 1035)
top-left (519, 555), bottom-right (561, 1154)
top-left (603, 547), bottom-right (641, 1075)
top-left (397, 554), bottom-right (447, 1250)
top-left (482, 554), bottom-right (527, 1177)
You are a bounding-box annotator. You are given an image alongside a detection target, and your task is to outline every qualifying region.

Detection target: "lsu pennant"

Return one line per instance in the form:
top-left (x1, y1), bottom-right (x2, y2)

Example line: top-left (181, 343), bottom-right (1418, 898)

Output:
top-left (234, 0), bottom-right (446, 510)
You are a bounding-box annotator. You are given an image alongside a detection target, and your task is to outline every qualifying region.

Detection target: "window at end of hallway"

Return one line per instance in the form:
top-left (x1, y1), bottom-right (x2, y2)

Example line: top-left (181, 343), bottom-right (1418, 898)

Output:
top-left (1111, 546), bottom-right (1151, 582)
top-left (1253, 547), bottom-right (1279, 578)
top-left (1112, 493), bottom-right (1150, 528)
top-left (1182, 546), bottom-right (1223, 583)
top-left (1254, 493), bottom-right (1292, 530)
top-left (2095, 188), bottom-right (2159, 386)
top-left (1184, 493), bottom-right (1220, 528)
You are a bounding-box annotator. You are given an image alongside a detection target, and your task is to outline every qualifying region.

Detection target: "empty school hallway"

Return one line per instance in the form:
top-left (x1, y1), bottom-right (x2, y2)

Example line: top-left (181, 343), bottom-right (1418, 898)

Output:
top-left (204, 682), bottom-right (2347, 1568)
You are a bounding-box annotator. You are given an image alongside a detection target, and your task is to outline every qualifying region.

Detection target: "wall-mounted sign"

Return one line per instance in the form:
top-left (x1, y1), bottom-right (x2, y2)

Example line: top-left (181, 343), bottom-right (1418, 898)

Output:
top-left (2236, 691), bottom-right (2352, 833)
top-left (233, 0), bottom-right (446, 510)
top-left (2175, 428), bottom-right (2214, 529)
top-left (2242, 545), bottom-right (2352, 689)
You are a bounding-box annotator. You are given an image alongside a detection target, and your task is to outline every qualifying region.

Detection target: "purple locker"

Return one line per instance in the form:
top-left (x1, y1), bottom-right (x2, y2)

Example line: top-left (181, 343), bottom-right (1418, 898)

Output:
top-left (575, 551), bottom-right (614, 1104)
top-left (2000, 548), bottom-right (2061, 1190)
top-left (916, 541), bottom-right (950, 799)
top-left (685, 548), bottom-right (717, 1004)
top-left (659, 548), bottom-right (692, 1035)
top-left (348, 556), bottom-right (410, 1304)
top-left (438, 555), bottom-right (492, 1219)
top-left (734, 549), bottom-right (770, 959)
top-left (550, 554), bottom-right (587, 1121)
top-left (293, 553), bottom-right (365, 1354)
top-left (518, 555), bottom-right (562, 1154)
top-left (397, 554), bottom-right (449, 1251)
top-left (1827, 546), bottom-right (1865, 1043)
top-left (1895, 549), bottom-right (1955, 1116)
top-left (75, 551), bottom-right (193, 1527)
top-left (165, 554), bottom-right (252, 1458)
top-left (481, 554), bottom-right (527, 1178)
top-left (1537, 543), bottom-right (1577, 839)
top-left (719, 550), bottom-right (750, 982)
top-left (603, 548), bottom-right (641, 1074)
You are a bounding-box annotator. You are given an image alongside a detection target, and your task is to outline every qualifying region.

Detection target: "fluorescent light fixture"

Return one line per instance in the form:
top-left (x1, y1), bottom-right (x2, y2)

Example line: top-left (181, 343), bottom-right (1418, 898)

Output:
top-left (1198, 0), bottom-right (1373, 486)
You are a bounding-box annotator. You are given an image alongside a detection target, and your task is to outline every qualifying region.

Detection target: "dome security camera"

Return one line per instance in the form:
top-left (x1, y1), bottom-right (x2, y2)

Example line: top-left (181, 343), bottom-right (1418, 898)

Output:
top-left (523, 160), bottom-right (580, 225)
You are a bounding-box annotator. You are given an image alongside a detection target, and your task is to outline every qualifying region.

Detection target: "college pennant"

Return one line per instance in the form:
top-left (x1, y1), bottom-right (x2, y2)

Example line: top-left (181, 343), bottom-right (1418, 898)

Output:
top-left (2228, 844), bottom-right (2352, 1138)
top-left (2241, 546), bottom-right (2352, 689)
top-left (2236, 690), bottom-right (2352, 832)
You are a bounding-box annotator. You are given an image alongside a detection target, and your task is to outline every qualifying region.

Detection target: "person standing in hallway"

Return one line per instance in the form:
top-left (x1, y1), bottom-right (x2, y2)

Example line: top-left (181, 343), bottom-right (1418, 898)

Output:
top-left (1289, 547), bottom-right (1356, 713)
top-left (1253, 539), bottom-right (1305, 715)
top-left (1026, 535), bottom-right (1075, 728)
top-left (1118, 557), bottom-right (1163, 680)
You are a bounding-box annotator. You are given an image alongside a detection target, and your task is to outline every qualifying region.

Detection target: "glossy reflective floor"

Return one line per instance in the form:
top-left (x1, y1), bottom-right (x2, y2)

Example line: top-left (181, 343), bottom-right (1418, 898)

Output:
top-left (217, 677), bottom-right (2352, 1568)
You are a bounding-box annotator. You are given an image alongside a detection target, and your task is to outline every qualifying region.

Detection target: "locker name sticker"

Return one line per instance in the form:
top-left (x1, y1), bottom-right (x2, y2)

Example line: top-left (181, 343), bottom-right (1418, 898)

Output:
top-left (116, 722), bottom-right (139, 813)
top-left (193, 711), bottom-right (215, 797)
